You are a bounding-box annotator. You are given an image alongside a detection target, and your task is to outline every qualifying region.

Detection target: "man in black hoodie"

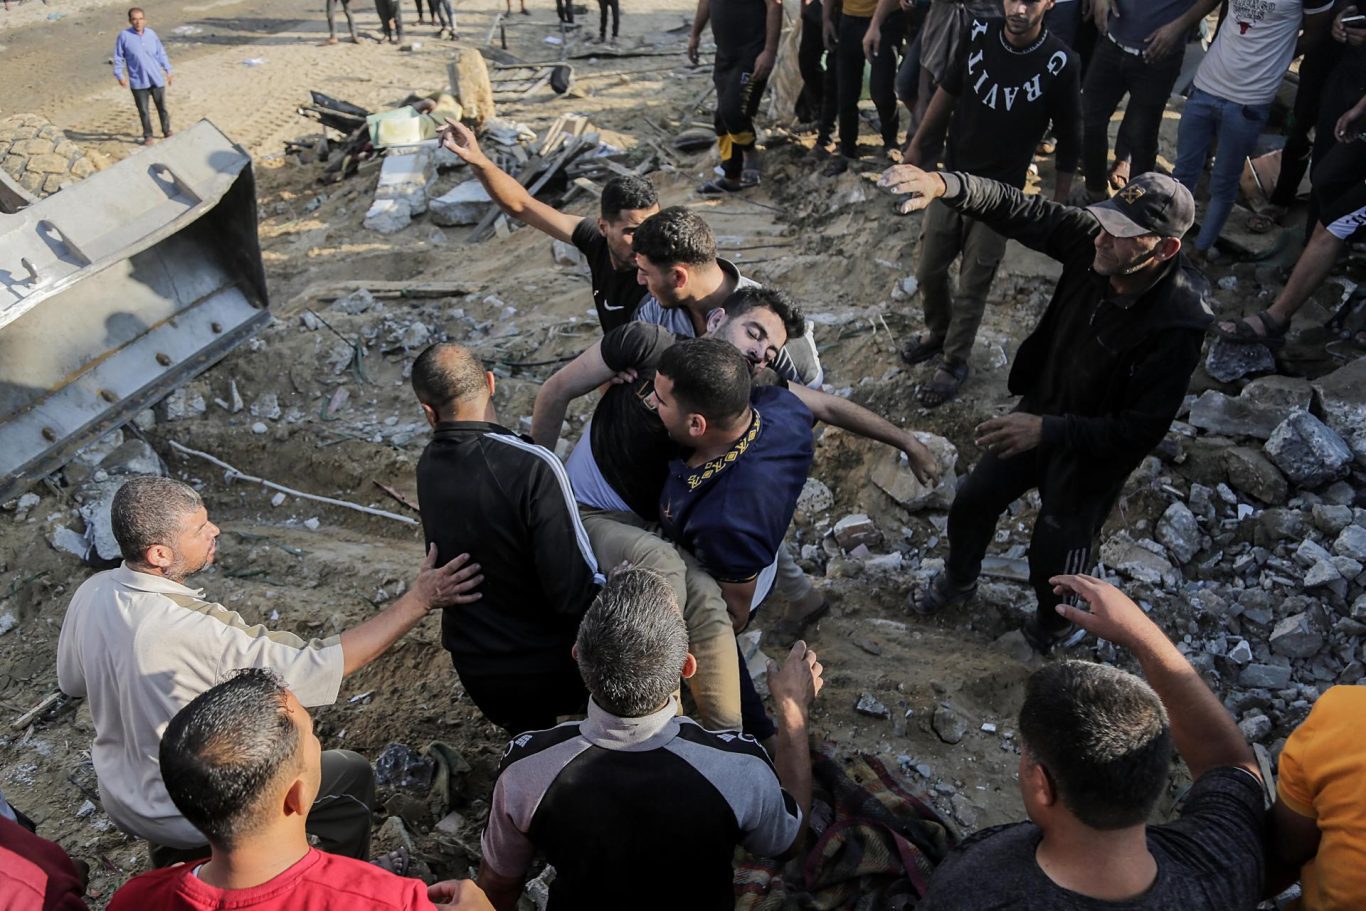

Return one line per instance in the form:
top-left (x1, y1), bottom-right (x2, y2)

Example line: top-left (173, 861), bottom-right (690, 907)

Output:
top-left (878, 165), bottom-right (1211, 652)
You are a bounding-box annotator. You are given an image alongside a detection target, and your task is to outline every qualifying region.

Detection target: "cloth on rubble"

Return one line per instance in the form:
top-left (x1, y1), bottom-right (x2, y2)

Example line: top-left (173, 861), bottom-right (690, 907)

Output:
top-left (735, 750), bottom-right (958, 910)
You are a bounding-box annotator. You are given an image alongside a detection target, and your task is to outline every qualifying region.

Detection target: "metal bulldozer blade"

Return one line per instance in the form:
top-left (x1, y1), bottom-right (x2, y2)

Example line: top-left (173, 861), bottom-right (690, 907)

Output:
top-left (0, 120), bottom-right (270, 500)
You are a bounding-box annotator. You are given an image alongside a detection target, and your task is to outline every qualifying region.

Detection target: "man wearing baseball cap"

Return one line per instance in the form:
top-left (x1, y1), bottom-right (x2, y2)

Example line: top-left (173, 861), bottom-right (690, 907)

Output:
top-left (876, 163), bottom-right (1211, 652)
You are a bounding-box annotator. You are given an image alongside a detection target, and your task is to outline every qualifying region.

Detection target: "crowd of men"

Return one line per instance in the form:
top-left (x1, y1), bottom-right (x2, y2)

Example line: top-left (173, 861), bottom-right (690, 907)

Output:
top-left (6, 0), bottom-right (1364, 908)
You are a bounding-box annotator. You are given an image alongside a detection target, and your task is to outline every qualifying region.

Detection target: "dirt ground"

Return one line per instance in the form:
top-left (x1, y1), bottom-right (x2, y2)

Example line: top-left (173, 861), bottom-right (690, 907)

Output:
top-left (0, 0), bottom-right (1286, 905)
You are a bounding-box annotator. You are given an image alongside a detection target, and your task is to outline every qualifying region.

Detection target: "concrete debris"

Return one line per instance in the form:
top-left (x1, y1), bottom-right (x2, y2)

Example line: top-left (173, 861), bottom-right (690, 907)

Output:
top-left (1237, 714), bottom-right (1273, 743)
top-left (863, 552), bottom-right (904, 573)
top-left (795, 478), bottom-right (833, 517)
top-left (1227, 640), bottom-right (1254, 664)
top-left (869, 433), bottom-right (959, 512)
top-left (304, 517), bottom-right (321, 530)
top-left (551, 239), bottom-right (584, 267)
top-left (373, 150), bottom-right (435, 217)
top-left (1187, 376), bottom-right (1313, 440)
top-left (1269, 612), bottom-right (1323, 658)
top-left (429, 180), bottom-right (493, 226)
top-left (1334, 524), bottom-right (1366, 563)
top-left (832, 514), bottom-right (881, 550)
top-left (1205, 337), bottom-right (1277, 383)
top-left (162, 387), bottom-right (207, 422)
top-left (251, 422), bottom-right (269, 434)
top-left (1311, 357), bottom-right (1366, 468)
top-left (855, 692), bottom-right (890, 718)
top-left (48, 525), bottom-right (89, 560)
top-left (1303, 559), bottom-right (1343, 590)
top-left (364, 198), bottom-right (413, 234)
top-left (251, 392), bottom-right (282, 421)
top-left (1100, 532), bottom-right (1179, 588)
top-left (932, 704), bottom-right (968, 745)
top-left (1263, 410), bottom-right (1354, 489)
top-left (1223, 446), bottom-right (1288, 505)
top-left (332, 288), bottom-right (377, 314)
top-left (1239, 663), bottom-right (1293, 689)
top-left (270, 492), bottom-right (287, 507)
top-left (229, 378), bottom-right (245, 413)
top-left (1156, 501), bottom-right (1201, 564)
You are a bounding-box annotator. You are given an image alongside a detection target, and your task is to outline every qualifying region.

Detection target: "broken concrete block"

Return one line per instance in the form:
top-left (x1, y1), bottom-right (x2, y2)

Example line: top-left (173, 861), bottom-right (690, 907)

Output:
top-left (429, 179), bottom-right (493, 226)
top-left (1238, 714), bottom-right (1273, 743)
top-left (1304, 559), bottom-right (1343, 590)
top-left (449, 48), bottom-right (496, 128)
top-left (48, 525), bottom-right (90, 560)
top-left (1205, 337), bottom-right (1277, 383)
top-left (1269, 612), bottom-right (1323, 658)
top-left (1312, 357), bottom-right (1366, 468)
top-left (374, 150), bottom-right (434, 215)
top-left (1238, 663), bottom-right (1292, 689)
top-left (1156, 501), bottom-right (1201, 564)
top-left (1228, 639), bottom-right (1253, 664)
top-left (98, 439), bottom-right (165, 478)
top-left (795, 478), bottom-right (833, 518)
top-left (833, 513), bottom-right (881, 550)
top-left (552, 239), bottom-right (584, 267)
top-left (869, 432), bottom-right (959, 512)
top-left (855, 693), bottom-right (890, 718)
top-left (1223, 446), bottom-right (1288, 505)
top-left (1187, 376), bottom-right (1313, 440)
top-left (1100, 532), bottom-right (1179, 587)
top-left (1334, 524), bottom-right (1366, 563)
top-left (364, 198), bottom-right (412, 234)
top-left (1263, 410), bottom-right (1354, 489)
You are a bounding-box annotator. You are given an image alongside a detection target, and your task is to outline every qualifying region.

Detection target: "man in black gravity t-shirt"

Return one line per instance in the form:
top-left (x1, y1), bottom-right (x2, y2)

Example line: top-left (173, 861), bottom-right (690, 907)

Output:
top-left (440, 120), bottom-right (660, 332)
top-left (899, 0), bottom-right (1081, 409)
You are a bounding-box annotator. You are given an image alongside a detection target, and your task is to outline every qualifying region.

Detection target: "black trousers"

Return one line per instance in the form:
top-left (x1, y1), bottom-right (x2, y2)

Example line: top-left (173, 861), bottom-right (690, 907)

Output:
top-left (1081, 37), bottom-right (1182, 193)
top-left (597, 0), bottom-right (618, 37)
top-left (556, 0), bottom-right (574, 24)
top-left (796, 12), bottom-right (833, 130)
top-left (833, 12), bottom-right (903, 156)
top-left (131, 85), bottom-right (170, 139)
top-left (945, 446), bottom-right (1121, 634)
top-left (149, 749), bottom-right (375, 867)
top-left (713, 45), bottom-right (768, 180)
top-left (458, 664), bottom-right (588, 735)
top-left (374, 0), bottom-right (403, 39)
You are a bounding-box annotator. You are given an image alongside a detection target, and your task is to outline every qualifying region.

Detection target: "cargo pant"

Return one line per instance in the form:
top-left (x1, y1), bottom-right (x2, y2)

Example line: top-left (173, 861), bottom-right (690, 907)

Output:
top-left (915, 198), bottom-right (1008, 368)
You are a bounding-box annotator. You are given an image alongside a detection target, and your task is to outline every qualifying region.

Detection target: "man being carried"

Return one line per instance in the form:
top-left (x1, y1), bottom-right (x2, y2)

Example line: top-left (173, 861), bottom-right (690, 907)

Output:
top-left (57, 477), bottom-right (481, 864)
top-left (108, 670), bottom-right (492, 911)
top-left (413, 343), bottom-right (603, 735)
top-left (900, 0), bottom-right (1081, 408)
top-left (921, 574), bottom-right (1265, 909)
top-left (478, 568), bottom-right (823, 911)
top-left (880, 165), bottom-right (1211, 652)
top-left (439, 121), bottom-right (659, 333)
top-left (688, 0), bottom-right (783, 193)
top-left (532, 289), bottom-right (937, 730)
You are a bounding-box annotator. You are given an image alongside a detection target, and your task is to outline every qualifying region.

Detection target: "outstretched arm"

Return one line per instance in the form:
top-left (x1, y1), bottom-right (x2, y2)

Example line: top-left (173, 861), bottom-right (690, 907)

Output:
top-left (530, 340), bottom-right (615, 448)
top-left (438, 120), bottom-right (581, 243)
top-left (1051, 575), bottom-right (1259, 781)
top-left (786, 384), bottom-right (939, 485)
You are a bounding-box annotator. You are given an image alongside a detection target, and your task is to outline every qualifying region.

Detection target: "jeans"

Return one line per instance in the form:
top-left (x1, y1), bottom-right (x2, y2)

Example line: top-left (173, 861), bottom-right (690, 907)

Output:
top-left (130, 85), bottom-right (170, 139)
top-left (1081, 36), bottom-right (1183, 193)
top-left (1173, 86), bottom-right (1271, 252)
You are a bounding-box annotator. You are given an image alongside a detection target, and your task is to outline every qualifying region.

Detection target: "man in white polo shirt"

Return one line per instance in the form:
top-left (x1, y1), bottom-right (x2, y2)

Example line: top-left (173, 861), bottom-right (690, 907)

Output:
top-left (56, 476), bottom-right (482, 866)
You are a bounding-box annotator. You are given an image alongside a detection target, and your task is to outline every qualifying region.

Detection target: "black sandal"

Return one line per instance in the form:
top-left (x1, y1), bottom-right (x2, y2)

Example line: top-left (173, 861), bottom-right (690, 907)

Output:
top-left (907, 571), bottom-right (976, 616)
top-left (1211, 309), bottom-right (1288, 347)
top-left (898, 333), bottom-right (943, 366)
top-left (917, 360), bottom-right (969, 408)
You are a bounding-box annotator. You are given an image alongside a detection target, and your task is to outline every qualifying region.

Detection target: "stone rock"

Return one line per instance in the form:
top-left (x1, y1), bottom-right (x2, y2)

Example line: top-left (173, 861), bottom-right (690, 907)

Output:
top-left (251, 392), bottom-right (282, 422)
top-left (1100, 532), bottom-right (1179, 587)
top-left (1228, 640), bottom-right (1254, 664)
top-left (1239, 663), bottom-right (1293, 689)
top-left (162, 387), bottom-right (207, 421)
top-left (795, 478), bottom-right (833, 517)
top-left (855, 692), bottom-right (890, 718)
top-left (332, 288), bottom-right (376, 314)
top-left (374, 150), bottom-right (434, 216)
top-left (1304, 559), bottom-right (1343, 589)
top-left (250, 421), bottom-right (268, 434)
top-left (868, 433), bottom-right (960, 512)
top-left (449, 48), bottom-right (496, 128)
top-left (551, 239), bottom-right (584, 267)
top-left (863, 552), bottom-right (904, 573)
top-left (48, 525), bottom-right (89, 560)
top-left (1312, 357), bottom-right (1366, 468)
top-left (434, 810), bottom-right (465, 836)
top-left (398, 321), bottom-right (431, 350)
top-left (1188, 376), bottom-right (1313, 440)
top-left (1205, 337), bottom-right (1277, 383)
top-left (429, 180), bottom-right (492, 226)
top-left (98, 439), bottom-right (164, 478)
top-left (833, 513), bottom-right (881, 550)
top-left (76, 479), bottom-right (125, 562)
top-left (1224, 446), bottom-right (1288, 505)
top-left (932, 704), bottom-right (968, 745)
top-left (374, 743), bottom-right (435, 791)
top-left (364, 198), bottom-right (412, 234)
top-left (1352, 593), bottom-right (1366, 621)
top-left (1312, 504), bottom-right (1356, 536)
top-left (1334, 524), bottom-right (1366, 563)
top-left (1264, 410), bottom-right (1354, 489)
top-left (1295, 538), bottom-right (1334, 567)
top-left (1238, 714), bottom-right (1273, 743)
top-left (1269, 612), bottom-right (1324, 658)
top-left (1156, 501), bottom-right (1201, 564)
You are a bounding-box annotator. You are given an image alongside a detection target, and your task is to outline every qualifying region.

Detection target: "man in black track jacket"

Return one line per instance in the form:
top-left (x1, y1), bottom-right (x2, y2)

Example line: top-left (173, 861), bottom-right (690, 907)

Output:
top-left (412, 342), bottom-right (604, 734)
top-left (879, 165), bottom-right (1212, 652)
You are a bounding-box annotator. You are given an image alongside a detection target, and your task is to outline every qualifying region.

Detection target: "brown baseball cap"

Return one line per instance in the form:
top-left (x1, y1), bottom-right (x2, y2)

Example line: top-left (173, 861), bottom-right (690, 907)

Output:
top-left (1087, 173), bottom-right (1195, 239)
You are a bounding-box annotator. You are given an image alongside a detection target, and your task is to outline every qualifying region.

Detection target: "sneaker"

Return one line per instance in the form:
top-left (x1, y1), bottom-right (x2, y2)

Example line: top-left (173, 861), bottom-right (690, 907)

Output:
top-left (1021, 617), bottom-right (1085, 655)
top-left (907, 571), bottom-right (976, 616)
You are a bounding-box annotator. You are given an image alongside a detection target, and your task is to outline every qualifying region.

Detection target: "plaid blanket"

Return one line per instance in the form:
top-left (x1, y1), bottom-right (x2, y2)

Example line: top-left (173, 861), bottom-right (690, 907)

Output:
top-left (735, 749), bottom-right (958, 911)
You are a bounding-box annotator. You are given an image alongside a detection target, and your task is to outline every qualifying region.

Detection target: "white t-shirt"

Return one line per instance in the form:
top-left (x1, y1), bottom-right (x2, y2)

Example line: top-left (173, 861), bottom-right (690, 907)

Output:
top-left (57, 565), bottom-right (344, 848)
top-left (1195, 0), bottom-right (1333, 106)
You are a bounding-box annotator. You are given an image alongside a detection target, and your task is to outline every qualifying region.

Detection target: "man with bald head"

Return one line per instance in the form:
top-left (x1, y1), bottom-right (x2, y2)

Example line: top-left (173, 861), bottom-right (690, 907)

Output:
top-left (412, 342), bottom-right (604, 734)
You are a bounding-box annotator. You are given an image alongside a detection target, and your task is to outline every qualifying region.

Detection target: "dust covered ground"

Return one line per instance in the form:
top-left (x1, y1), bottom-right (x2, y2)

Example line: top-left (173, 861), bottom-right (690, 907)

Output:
top-left (2, 0), bottom-right (1360, 905)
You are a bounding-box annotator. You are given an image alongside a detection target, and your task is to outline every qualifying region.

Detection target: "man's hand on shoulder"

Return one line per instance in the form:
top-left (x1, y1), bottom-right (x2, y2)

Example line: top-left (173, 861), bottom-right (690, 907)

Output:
top-left (877, 164), bottom-right (946, 215)
top-left (411, 543), bottom-right (484, 611)
top-left (1050, 574), bottom-right (1161, 652)
top-left (439, 119), bottom-right (491, 168)
top-left (767, 640), bottom-right (823, 729)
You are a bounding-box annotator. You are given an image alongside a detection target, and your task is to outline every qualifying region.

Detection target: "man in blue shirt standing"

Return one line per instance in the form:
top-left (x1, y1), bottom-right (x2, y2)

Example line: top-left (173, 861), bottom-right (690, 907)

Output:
top-left (114, 7), bottom-right (173, 146)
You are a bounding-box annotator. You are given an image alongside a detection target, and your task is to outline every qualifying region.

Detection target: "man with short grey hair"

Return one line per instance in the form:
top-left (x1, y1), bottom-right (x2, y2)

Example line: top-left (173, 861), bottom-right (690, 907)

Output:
top-left (476, 568), bottom-right (824, 911)
top-left (57, 476), bottom-right (484, 866)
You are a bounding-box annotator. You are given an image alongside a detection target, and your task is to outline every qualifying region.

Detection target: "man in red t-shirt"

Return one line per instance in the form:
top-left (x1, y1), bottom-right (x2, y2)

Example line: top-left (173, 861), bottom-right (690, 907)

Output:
top-left (107, 669), bottom-right (491, 911)
top-left (0, 793), bottom-right (89, 911)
